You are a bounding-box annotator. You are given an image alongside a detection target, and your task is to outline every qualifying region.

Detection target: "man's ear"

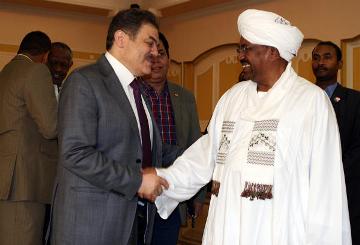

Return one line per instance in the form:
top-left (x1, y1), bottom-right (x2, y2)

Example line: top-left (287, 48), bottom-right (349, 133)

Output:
top-left (113, 30), bottom-right (127, 48)
top-left (41, 51), bottom-right (49, 64)
top-left (268, 46), bottom-right (281, 61)
top-left (69, 60), bottom-right (73, 69)
top-left (338, 60), bottom-right (343, 70)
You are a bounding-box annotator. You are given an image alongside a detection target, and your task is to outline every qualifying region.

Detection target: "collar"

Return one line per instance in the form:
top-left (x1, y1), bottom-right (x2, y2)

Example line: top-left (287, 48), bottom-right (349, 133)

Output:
top-left (244, 62), bottom-right (296, 120)
top-left (105, 52), bottom-right (135, 87)
top-left (17, 53), bottom-right (33, 62)
top-left (141, 80), bottom-right (169, 97)
top-left (324, 82), bottom-right (338, 98)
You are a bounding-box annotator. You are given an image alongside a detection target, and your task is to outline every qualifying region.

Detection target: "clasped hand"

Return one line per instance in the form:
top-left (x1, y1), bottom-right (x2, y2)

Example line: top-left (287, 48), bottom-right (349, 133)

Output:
top-left (137, 167), bottom-right (169, 202)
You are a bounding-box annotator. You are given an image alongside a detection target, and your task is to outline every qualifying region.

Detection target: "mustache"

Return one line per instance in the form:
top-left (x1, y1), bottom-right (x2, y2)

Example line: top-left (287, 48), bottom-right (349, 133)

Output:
top-left (240, 60), bottom-right (249, 65)
top-left (240, 60), bottom-right (251, 69)
top-left (315, 66), bottom-right (328, 72)
top-left (146, 53), bottom-right (156, 61)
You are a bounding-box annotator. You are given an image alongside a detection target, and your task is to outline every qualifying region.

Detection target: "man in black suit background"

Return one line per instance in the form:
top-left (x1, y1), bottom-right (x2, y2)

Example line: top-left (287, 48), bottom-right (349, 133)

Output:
top-left (312, 41), bottom-right (360, 244)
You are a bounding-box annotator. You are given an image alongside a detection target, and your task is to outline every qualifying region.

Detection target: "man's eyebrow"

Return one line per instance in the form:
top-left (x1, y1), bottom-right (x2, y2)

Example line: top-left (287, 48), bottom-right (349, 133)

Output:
top-left (313, 51), bottom-right (332, 55)
top-left (149, 36), bottom-right (158, 43)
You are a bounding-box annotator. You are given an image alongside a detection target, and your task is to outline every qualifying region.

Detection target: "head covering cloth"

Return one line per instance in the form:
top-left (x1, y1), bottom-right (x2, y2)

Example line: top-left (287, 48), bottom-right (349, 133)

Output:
top-left (237, 9), bottom-right (304, 62)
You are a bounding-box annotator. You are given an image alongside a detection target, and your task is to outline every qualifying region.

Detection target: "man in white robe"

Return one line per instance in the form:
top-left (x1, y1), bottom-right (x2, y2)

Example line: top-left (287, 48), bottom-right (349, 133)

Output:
top-left (154, 9), bottom-right (352, 245)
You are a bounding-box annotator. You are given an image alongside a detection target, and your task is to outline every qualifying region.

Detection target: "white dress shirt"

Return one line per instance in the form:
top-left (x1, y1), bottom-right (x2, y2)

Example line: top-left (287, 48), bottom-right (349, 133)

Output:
top-left (105, 52), bottom-right (153, 146)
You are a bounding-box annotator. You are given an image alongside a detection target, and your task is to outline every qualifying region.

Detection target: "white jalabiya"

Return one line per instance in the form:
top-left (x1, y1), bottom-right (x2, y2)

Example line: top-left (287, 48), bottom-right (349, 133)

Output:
top-left (155, 63), bottom-right (352, 245)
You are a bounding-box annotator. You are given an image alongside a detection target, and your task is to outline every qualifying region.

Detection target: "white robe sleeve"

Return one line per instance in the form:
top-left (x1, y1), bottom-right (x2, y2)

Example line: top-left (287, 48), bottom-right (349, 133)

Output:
top-left (307, 91), bottom-right (352, 245)
top-left (155, 91), bottom-right (227, 219)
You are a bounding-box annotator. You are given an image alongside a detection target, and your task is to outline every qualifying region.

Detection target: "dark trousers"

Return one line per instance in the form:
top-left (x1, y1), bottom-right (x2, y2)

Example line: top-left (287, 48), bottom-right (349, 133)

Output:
top-left (151, 207), bottom-right (180, 245)
top-left (43, 204), bottom-right (51, 245)
top-left (137, 199), bottom-right (149, 245)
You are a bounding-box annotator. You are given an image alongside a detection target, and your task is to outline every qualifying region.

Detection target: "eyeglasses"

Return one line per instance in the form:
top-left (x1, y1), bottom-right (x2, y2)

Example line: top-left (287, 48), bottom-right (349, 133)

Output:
top-left (236, 44), bottom-right (263, 54)
top-left (157, 50), bottom-right (167, 58)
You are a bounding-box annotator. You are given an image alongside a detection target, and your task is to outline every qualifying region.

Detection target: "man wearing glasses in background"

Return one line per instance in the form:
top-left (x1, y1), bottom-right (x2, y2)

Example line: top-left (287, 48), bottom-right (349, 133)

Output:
top-left (141, 32), bottom-right (206, 245)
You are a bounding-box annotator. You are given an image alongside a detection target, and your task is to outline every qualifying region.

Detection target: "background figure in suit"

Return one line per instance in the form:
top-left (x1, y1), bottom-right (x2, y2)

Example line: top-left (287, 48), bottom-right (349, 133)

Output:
top-left (42, 41), bottom-right (73, 241)
top-left (0, 31), bottom-right (58, 245)
top-left (50, 8), bottom-right (175, 245)
top-left (141, 32), bottom-right (206, 245)
top-left (47, 42), bottom-right (73, 100)
top-left (312, 41), bottom-right (360, 244)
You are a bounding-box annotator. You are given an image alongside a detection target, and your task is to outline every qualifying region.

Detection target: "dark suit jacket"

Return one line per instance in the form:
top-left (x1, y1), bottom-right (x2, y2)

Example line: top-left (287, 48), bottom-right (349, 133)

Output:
top-left (330, 83), bottom-right (360, 242)
top-left (168, 82), bottom-right (202, 151)
top-left (51, 55), bottom-right (179, 245)
top-left (0, 55), bottom-right (58, 203)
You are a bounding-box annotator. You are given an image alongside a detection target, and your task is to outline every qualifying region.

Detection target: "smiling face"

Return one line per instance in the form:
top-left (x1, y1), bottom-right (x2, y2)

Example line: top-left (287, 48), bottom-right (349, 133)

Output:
top-left (47, 46), bottom-right (72, 86)
top-left (122, 23), bottom-right (159, 76)
top-left (312, 44), bottom-right (342, 83)
top-left (237, 37), bottom-right (271, 84)
top-left (146, 40), bottom-right (169, 84)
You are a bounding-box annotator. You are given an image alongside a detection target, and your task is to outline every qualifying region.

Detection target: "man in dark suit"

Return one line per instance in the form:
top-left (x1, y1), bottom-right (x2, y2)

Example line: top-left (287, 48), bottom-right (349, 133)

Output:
top-left (312, 41), bottom-right (360, 244)
top-left (51, 8), bottom-right (176, 245)
top-left (47, 42), bottom-right (73, 100)
top-left (0, 31), bottom-right (58, 245)
top-left (141, 32), bottom-right (206, 245)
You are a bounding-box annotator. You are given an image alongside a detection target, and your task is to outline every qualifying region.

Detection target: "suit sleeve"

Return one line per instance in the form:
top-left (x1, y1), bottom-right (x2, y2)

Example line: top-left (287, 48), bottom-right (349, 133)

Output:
top-left (162, 143), bottom-right (184, 168)
top-left (58, 71), bottom-right (142, 200)
top-left (24, 64), bottom-right (57, 139)
top-left (342, 96), bottom-right (360, 177)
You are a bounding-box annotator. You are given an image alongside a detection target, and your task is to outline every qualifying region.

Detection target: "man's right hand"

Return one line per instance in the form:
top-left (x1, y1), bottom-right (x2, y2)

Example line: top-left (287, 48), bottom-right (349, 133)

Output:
top-left (211, 180), bottom-right (220, 196)
top-left (137, 168), bottom-right (169, 202)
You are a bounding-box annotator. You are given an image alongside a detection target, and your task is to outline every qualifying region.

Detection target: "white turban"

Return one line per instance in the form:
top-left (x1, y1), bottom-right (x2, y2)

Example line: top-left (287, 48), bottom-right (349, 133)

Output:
top-left (237, 9), bottom-right (304, 62)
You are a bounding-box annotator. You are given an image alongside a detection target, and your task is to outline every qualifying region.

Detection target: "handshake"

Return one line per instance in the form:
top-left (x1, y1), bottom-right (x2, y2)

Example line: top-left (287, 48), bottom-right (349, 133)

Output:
top-left (137, 167), bottom-right (168, 202)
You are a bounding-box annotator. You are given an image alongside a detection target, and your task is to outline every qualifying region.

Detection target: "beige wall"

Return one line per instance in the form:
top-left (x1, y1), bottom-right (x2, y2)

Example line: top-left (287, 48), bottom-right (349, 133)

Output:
top-left (0, 0), bottom-right (358, 129)
top-left (1, 0), bottom-right (359, 63)
top-left (161, 0), bottom-right (360, 62)
top-left (0, 4), bottom-right (108, 54)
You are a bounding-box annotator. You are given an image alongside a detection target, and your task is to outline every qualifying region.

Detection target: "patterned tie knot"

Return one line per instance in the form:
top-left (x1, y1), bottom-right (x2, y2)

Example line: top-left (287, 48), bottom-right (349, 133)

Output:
top-left (130, 77), bottom-right (142, 90)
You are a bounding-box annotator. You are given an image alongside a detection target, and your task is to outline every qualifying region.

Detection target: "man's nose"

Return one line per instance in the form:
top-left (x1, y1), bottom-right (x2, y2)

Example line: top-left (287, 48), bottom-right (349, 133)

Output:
top-left (238, 51), bottom-right (245, 61)
top-left (150, 45), bottom-right (158, 57)
top-left (53, 63), bottom-right (62, 72)
top-left (318, 57), bottom-right (326, 65)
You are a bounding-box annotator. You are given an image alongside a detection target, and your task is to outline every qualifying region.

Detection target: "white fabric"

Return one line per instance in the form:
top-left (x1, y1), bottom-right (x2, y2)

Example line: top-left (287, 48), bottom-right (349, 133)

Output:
top-left (237, 9), bottom-right (304, 62)
top-left (105, 52), bottom-right (153, 146)
top-left (155, 63), bottom-right (351, 245)
top-left (54, 84), bottom-right (59, 101)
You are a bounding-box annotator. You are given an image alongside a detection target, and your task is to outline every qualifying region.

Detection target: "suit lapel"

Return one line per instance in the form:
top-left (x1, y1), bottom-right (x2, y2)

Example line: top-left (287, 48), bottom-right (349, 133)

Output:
top-left (330, 83), bottom-right (347, 128)
top-left (97, 55), bottom-right (139, 137)
top-left (331, 84), bottom-right (345, 110)
top-left (13, 54), bottom-right (33, 63)
top-left (168, 83), bottom-right (182, 137)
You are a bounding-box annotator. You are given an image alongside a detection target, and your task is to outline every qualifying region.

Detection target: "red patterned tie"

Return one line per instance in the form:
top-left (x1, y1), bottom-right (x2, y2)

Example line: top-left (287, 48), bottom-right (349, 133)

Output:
top-left (130, 78), bottom-right (152, 168)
